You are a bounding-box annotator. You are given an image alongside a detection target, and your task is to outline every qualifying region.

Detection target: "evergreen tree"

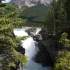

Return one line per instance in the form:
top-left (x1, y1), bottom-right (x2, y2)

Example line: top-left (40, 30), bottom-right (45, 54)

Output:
top-left (54, 33), bottom-right (70, 70)
top-left (45, 0), bottom-right (67, 33)
top-left (0, 2), bottom-right (27, 70)
top-left (44, 0), bottom-right (70, 69)
top-left (57, 0), bottom-right (67, 27)
top-left (45, 9), bottom-right (55, 32)
top-left (45, 0), bottom-right (57, 32)
top-left (54, 51), bottom-right (70, 70)
top-left (65, 0), bottom-right (70, 24)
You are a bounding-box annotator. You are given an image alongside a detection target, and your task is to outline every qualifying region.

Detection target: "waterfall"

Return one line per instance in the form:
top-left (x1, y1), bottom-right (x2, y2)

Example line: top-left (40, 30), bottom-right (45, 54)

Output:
top-left (21, 37), bottom-right (39, 60)
top-left (36, 28), bottom-right (41, 34)
top-left (14, 28), bottom-right (28, 37)
top-left (13, 28), bottom-right (51, 70)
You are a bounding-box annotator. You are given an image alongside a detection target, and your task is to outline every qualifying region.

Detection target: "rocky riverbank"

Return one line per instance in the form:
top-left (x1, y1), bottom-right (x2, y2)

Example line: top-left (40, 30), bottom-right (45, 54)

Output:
top-left (12, 27), bottom-right (58, 70)
top-left (23, 27), bottom-right (57, 67)
top-left (33, 29), bottom-right (58, 68)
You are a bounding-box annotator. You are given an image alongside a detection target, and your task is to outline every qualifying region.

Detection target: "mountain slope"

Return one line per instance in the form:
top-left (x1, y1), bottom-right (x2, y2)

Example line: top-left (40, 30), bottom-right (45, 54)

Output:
top-left (20, 4), bottom-right (51, 23)
top-left (11, 0), bottom-right (53, 8)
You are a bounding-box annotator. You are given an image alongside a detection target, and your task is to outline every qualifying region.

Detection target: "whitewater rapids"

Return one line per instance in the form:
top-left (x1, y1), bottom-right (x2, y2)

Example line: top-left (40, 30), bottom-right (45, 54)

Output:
top-left (13, 28), bottom-right (51, 70)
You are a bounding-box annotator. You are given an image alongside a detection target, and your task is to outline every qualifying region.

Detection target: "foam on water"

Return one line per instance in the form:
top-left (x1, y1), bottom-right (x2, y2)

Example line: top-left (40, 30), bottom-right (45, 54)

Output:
top-left (13, 28), bottom-right (28, 37)
top-left (13, 28), bottom-right (51, 70)
top-left (21, 37), bottom-right (51, 70)
top-left (21, 37), bottom-right (38, 60)
top-left (36, 28), bottom-right (41, 34)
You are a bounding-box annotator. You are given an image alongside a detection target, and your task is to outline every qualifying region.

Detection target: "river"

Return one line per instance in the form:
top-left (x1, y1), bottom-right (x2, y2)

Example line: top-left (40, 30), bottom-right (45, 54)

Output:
top-left (13, 28), bottom-right (51, 70)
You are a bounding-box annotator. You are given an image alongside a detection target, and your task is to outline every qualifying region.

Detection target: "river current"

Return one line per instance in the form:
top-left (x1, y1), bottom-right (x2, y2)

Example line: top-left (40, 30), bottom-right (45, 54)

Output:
top-left (13, 28), bottom-right (51, 70)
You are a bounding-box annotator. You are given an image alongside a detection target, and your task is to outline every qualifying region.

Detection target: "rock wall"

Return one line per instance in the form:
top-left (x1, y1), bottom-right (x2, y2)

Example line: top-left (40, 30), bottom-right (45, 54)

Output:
top-left (11, 0), bottom-right (53, 8)
top-left (34, 41), bottom-right (54, 66)
top-left (33, 29), bottom-right (58, 67)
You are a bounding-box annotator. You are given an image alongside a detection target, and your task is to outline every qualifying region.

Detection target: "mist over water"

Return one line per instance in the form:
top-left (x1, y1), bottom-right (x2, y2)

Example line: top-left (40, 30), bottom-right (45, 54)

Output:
top-left (14, 28), bottom-right (51, 70)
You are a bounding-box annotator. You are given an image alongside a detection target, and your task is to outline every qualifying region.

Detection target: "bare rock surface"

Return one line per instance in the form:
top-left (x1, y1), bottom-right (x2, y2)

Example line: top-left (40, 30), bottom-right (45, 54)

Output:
top-left (10, 0), bottom-right (53, 8)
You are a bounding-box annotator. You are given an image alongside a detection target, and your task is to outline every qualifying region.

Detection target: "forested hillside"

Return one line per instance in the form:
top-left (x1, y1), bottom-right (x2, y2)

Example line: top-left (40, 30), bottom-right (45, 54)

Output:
top-left (44, 0), bottom-right (70, 70)
top-left (20, 4), bottom-right (51, 23)
top-left (45, 0), bottom-right (70, 33)
top-left (0, 0), bottom-right (70, 70)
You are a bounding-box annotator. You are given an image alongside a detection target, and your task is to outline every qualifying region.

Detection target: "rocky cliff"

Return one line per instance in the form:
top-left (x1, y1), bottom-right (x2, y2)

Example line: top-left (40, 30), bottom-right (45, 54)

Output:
top-left (10, 0), bottom-right (53, 8)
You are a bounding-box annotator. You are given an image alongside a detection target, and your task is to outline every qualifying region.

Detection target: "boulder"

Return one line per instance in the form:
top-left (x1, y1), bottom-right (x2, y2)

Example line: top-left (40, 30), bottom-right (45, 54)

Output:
top-left (25, 28), bottom-right (36, 35)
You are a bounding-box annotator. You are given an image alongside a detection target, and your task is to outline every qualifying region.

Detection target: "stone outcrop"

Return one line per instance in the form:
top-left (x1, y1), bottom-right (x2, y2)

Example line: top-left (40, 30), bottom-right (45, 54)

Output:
top-left (33, 34), bottom-right (42, 41)
top-left (10, 0), bottom-right (53, 8)
top-left (33, 29), bottom-right (58, 66)
top-left (34, 42), bottom-right (54, 66)
top-left (25, 27), bottom-right (36, 35)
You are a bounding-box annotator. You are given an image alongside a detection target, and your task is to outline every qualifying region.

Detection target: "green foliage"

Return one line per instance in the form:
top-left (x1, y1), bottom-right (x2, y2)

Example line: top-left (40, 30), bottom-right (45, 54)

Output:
top-left (45, 8), bottom-right (56, 32)
top-left (45, 0), bottom-right (67, 33)
top-left (20, 4), bottom-right (51, 23)
top-left (0, 3), bottom-right (28, 70)
top-left (59, 32), bottom-right (70, 48)
top-left (45, 0), bottom-right (70, 69)
top-left (54, 32), bottom-right (70, 70)
top-left (65, 0), bottom-right (70, 22)
top-left (54, 51), bottom-right (70, 70)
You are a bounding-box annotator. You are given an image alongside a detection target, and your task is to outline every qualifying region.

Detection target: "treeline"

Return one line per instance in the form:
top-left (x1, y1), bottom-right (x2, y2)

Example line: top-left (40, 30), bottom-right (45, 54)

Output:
top-left (44, 0), bottom-right (70, 70)
top-left (23, 21), bottom-right (44, 28)
top-left (0, 1), bottom-right (28, 70)
top-left (20, 4), bottom-right (50, 23)
top-left (45, 0), bottom-right (70, 33)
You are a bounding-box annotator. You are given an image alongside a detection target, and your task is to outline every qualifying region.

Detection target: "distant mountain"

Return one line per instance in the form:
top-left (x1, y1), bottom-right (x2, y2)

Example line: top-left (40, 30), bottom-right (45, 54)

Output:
top-left (10, 0), bottom-right (53, 8)
top-left (19, 4), bottom-right (51, 23)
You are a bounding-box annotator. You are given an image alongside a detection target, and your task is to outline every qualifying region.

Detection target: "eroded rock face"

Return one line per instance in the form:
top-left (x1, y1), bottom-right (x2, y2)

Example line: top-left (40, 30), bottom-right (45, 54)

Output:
top-left (10, 0), bottom-right (53, 8)
top-left (25, 28), bottom-right (36, 35)
top-left (34, 42), bottom-right (54, 66)
top-left (34, 29), bottom-right (56, 67)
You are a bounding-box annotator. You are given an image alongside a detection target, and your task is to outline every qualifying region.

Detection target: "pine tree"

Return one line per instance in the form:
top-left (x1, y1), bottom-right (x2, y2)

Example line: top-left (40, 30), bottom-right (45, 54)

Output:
top-left (57, 0), bottom-right (67, 27)
top-left (65, 0), bottom-right (70, 24)
top-left (45, 0), bottom-right (67, 33)
top-left (45, 7), bottom-right (56, 32)
top-left (0, 2), bottom-right (27, 70)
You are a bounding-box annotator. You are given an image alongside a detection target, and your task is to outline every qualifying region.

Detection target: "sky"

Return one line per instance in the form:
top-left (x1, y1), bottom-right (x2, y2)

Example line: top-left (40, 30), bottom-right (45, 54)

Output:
top-left (2, 0), bottom-right (12, 3)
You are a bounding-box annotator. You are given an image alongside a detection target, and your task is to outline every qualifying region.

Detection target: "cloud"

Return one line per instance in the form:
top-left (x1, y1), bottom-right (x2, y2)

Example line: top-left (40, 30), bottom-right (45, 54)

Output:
top-left (2, 0), bottom-right (12, 3)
